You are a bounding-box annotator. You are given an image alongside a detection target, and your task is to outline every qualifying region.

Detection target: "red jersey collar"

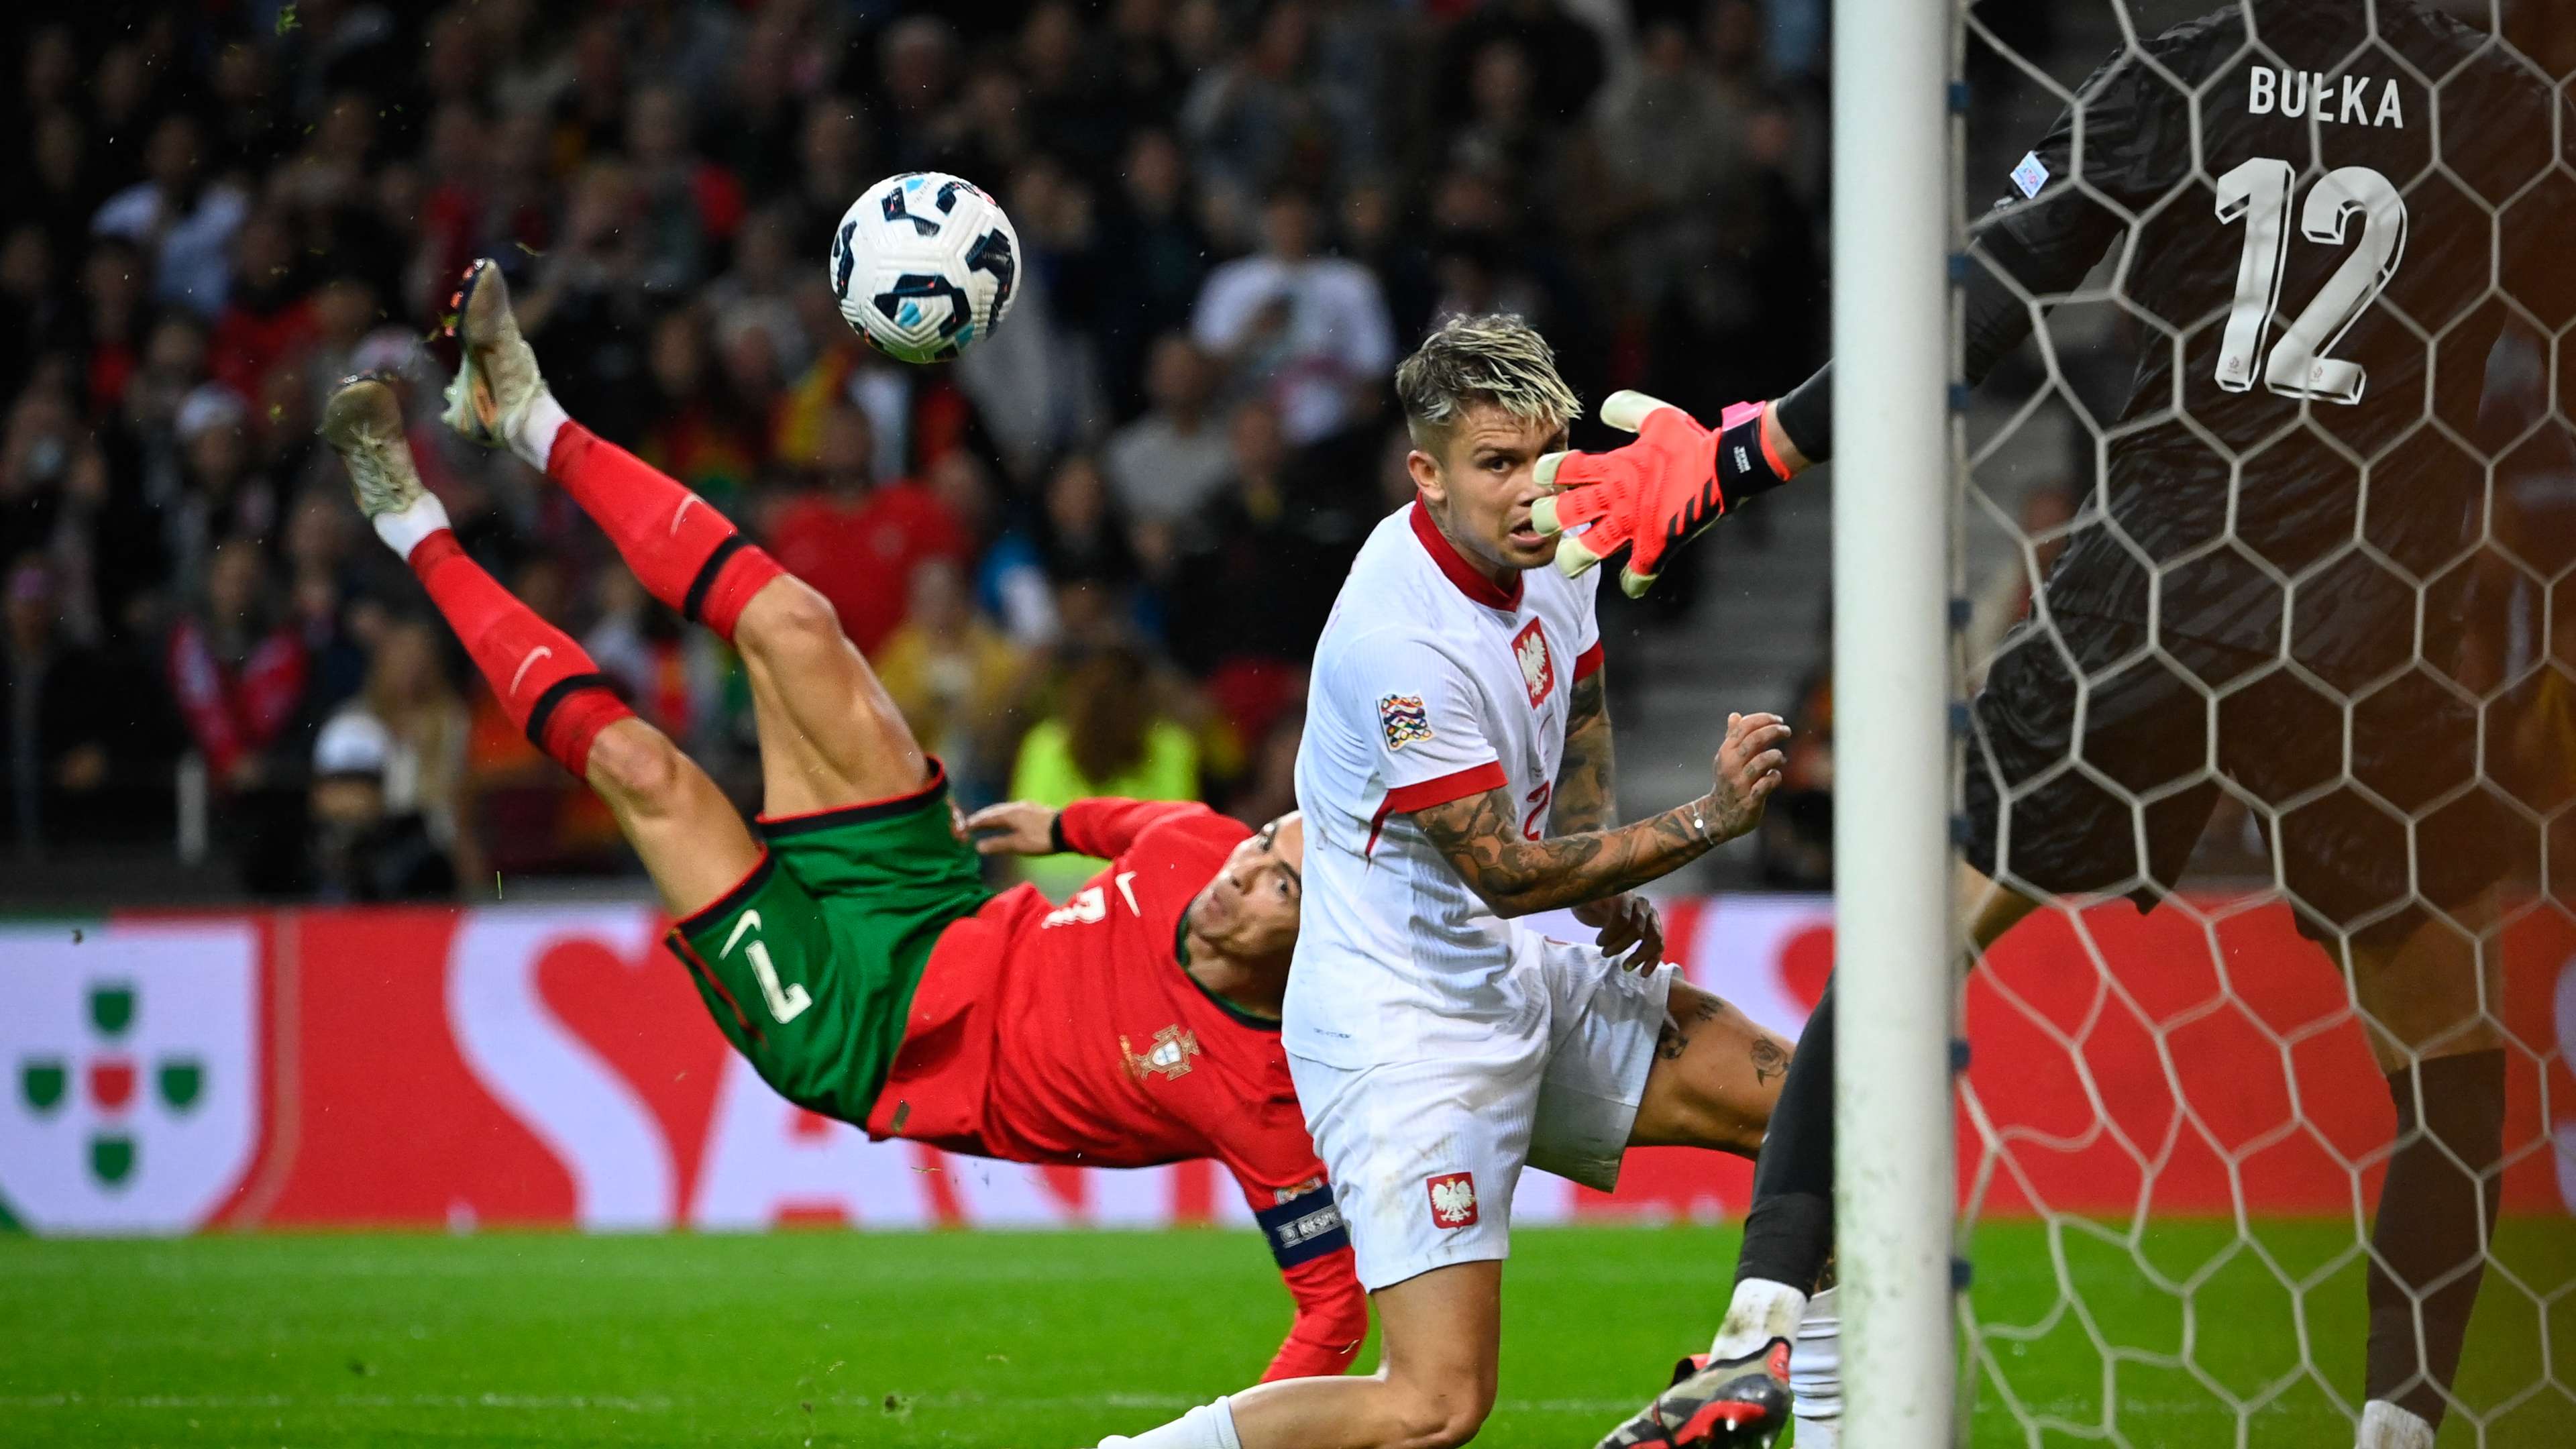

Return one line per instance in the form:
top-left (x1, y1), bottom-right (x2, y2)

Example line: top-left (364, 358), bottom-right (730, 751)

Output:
top-left (1409, 500), bottom-right (1523, 611)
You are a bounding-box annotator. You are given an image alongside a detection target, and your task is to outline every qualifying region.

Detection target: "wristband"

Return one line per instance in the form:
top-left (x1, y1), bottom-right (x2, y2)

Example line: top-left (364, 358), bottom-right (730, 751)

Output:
top-left (1048, 812), bottom-right (1069, 855)
top-left (1713, 407), bottom-right (1795, 513)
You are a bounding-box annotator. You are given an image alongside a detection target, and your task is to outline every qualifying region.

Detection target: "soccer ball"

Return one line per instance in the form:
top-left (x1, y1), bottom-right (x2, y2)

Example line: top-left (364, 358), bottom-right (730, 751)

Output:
top-left (826, 172), bottom-right (1020, 366)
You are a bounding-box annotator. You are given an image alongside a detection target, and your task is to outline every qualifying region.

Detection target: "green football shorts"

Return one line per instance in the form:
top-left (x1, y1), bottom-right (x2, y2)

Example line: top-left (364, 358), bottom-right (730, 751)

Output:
top-left (665, 767), bottom-right (990, 1124)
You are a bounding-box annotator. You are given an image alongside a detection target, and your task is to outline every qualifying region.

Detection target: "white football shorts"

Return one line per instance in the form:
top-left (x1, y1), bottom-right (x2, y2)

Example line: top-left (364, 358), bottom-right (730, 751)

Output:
top-left (1287, 938), bottom-right (1674, 1292)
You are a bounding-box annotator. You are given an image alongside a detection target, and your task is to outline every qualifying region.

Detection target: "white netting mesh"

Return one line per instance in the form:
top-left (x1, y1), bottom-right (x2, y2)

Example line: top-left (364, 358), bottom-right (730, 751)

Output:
top-left (1941, 2), bottom-right (2573, 1443)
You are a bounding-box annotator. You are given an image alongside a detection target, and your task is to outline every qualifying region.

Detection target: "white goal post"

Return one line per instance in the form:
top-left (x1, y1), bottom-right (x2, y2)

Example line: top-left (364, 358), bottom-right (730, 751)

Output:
top-left (1831, 0), bottom-right (1964, 1445)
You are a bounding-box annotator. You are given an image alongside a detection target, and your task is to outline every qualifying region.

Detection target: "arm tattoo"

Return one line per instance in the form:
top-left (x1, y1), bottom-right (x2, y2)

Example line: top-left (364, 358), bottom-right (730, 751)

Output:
top-left (1553, 671), bottom-right (1615, 835)
top-left (1413, 782), bottom-right (1718, 917)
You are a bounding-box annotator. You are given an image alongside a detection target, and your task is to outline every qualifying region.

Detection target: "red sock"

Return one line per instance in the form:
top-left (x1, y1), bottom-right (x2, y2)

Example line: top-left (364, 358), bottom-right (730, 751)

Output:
top-left (410, 531), bottom-right (635, 777)
top-left (546, 421), bottom-right (784, 641)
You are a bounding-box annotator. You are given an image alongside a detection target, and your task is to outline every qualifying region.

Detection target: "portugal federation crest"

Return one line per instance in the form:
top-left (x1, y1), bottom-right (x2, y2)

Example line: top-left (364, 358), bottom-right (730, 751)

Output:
top-left (0, 923), bottom-right (262, 1234)
top-left (1121, 1025), bottom-right (1200, 1083)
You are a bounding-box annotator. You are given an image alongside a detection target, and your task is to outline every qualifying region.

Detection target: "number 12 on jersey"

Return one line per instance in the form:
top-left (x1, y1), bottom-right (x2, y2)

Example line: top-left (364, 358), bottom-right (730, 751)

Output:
top-left (2214, 158), bottom-right (2408, 405)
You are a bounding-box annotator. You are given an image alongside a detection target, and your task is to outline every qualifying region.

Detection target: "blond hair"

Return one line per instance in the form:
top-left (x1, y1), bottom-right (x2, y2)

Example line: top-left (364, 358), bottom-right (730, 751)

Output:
top-left (1393, 313), bottom-right (1582, 452)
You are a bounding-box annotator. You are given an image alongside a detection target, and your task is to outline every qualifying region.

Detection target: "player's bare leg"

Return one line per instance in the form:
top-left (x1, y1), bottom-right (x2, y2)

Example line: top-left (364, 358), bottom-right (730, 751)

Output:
top-left (1626, 981), bottom-right (1792, 1156)
top-left (443, 258), bottom-right (932, 818)
top-left (1108, 1261), bottom-right (1501, 1449)
top-left (323, 373), bottom-right (761, 921)
top-left (729, 578), bottom-right (934, 814)
top-left (2342, 897), bottom-right (2508, 1449)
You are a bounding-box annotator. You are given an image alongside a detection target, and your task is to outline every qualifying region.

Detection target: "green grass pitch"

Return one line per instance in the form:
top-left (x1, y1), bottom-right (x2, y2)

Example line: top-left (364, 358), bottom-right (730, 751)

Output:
top-left (2, 1222), bottom-right (2569, 1446)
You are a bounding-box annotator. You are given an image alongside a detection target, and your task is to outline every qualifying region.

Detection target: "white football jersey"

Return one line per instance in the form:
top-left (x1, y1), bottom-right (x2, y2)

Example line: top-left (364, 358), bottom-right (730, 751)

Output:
top-left (1285, 502), bottom-right (1603, 1069)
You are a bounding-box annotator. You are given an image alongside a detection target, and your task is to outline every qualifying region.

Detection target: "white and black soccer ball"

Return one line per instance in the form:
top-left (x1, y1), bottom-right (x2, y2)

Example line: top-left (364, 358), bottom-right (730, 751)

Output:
top-left (826, 172), bottom-right (1020, 366)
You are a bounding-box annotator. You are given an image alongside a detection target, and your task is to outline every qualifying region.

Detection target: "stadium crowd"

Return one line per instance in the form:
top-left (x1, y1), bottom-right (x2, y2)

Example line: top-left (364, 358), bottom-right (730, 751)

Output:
top-left (0, 0), bottom-right (1845, 899)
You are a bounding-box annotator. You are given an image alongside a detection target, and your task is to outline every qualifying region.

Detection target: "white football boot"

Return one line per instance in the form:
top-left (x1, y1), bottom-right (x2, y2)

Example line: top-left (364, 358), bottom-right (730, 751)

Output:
top-left (321, 372), bottom-right (449, 558)
top-left (439, 257), bottom-right (551, 453)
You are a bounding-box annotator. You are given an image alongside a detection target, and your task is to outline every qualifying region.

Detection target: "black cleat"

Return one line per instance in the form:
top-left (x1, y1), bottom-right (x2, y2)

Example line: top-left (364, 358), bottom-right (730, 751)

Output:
top-left (1594, 1339), bottom-right (1792, 1449)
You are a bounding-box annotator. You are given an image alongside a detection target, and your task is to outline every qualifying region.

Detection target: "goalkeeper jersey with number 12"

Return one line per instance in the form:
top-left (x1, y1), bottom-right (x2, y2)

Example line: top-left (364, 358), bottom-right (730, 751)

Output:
top-left (1979, 0), bottom-right (2576, 680)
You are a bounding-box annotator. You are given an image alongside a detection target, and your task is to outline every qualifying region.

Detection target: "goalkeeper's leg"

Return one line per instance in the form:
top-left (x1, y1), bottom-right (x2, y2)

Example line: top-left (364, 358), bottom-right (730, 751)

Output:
top-left (445, 258), bottom-right (934, 817)
top-left (2345, 903), bottom-right (2507, 1449)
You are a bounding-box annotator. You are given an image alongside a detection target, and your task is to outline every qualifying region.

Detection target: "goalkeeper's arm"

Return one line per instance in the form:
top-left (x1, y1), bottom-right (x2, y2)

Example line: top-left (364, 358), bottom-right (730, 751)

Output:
top-left (1764, 229), bottom-right (2069, 472)
top-left (1529, 193), bottom-right (2122, 595)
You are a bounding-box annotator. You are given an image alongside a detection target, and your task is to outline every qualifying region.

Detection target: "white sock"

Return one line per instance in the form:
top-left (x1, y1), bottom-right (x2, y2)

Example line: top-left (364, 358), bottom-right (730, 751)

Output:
top-left (1712, 1277), bottom-right (1809, 1361)
top-left (513, 389), bottom-right (570, 473)
top-left (1789, 1285), bottom-right (1841, 1448)
top-left (2357, 1399), bottom-right (2435, 1449)
top-left (372, 492), bottom-right (453, 561)
top-left (1101, 1397), bottom-right (1241, 1449)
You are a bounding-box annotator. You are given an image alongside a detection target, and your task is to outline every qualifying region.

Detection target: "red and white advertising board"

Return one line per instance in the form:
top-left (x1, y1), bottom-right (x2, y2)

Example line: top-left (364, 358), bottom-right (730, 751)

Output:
top-left (3, 896), bottom-right (2570, 1235)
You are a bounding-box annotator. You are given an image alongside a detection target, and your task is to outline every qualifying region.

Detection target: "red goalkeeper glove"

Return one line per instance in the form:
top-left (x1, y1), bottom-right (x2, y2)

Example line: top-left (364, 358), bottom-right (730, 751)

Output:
top-left (1530, 392), bottom-right (1795, 597)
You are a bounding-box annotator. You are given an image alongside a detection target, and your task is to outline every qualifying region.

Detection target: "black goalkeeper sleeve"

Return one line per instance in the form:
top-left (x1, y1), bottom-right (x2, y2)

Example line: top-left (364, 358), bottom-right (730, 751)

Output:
top-left (1769, 231), bottom-right (2063, 467)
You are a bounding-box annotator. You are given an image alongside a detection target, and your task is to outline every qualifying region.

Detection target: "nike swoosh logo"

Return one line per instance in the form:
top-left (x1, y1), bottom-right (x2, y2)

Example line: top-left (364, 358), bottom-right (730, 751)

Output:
top-left (1114, 872), bottom-right (1140, 916)
top-left (722, 909), bottom-right (763, 958)
top-left (508, 647), bottom-right (553, 697)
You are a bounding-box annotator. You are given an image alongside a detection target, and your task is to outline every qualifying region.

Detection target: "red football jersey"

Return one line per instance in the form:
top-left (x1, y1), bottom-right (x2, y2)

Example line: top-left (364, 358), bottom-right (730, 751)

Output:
top-left (867, 798), bottom-right (1365, 1381)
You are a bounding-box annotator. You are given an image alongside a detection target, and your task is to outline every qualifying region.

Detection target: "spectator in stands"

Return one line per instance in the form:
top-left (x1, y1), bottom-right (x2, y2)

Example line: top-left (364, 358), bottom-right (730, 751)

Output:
top-left (1179, 1), bottom-right (1338, 230)
top-left (877, 17), bottom-right (963, 174)
top-left (876, 557), bottom-right (1031, 803)
top-left (167, 537), bottom-right (307, 792)
top-left (1440, 39), bottom-right (1560, 213)
top-left (1434, 0), bottom-right (1608, 130)
top-left (2, 386), bottom-right (78, 576)
top-left (1337, 178), bottom-right (1436, 350)
top-left (1162, 398), bottom-right (1344, 676)
top-left (712, 10), bottom-right (810, 202)
top-left (1191, 188), bottom-right (1395, 447)
top-left (1097, 129), bottom-right (1214, 413)
top-left (766, 403), bottom-right (970, 657)
top-left (926, 447), bottom-right (1057, 648)
top-left (1036, 453), bottom-right (1140, 596)
top-left (626, 85), bottom-right (745, 297)
top-left (1008, 641), bottom-right (1199, 897)
top-left (280, 489), bottom-right (372, 718)
top-left (92, 113), bottom-right (250, 318)
top-left (792, 95), bottom-right (875, 241)
top-left (74, 239), bottom-right (152, 420)
top-left (1585, 13), bottom-right (1749, 321)
top-left (703, 203), bottom-right (812, 381)
top-left (3, 555), bottom-right (162, 852)
top-left (168, 535), bottom-right (314, 893)
top-left (25, 105), bottom-right (99, 282)
top-left (1105, 334), bottom-right (1234, 527)
top-left (955, 160), bottom-right (1107, 486)
top-left (640, 307), bottom-right (767, 510)
top-left (307, 617), bottom-right (468, 902)
top-left (171, 387), bottom-right (285, 608)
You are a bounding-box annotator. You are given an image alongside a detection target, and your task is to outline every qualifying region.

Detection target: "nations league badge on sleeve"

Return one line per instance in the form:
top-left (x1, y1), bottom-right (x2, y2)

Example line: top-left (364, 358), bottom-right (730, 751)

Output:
top-left (2010, 151), bottom-right (2051, 199)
